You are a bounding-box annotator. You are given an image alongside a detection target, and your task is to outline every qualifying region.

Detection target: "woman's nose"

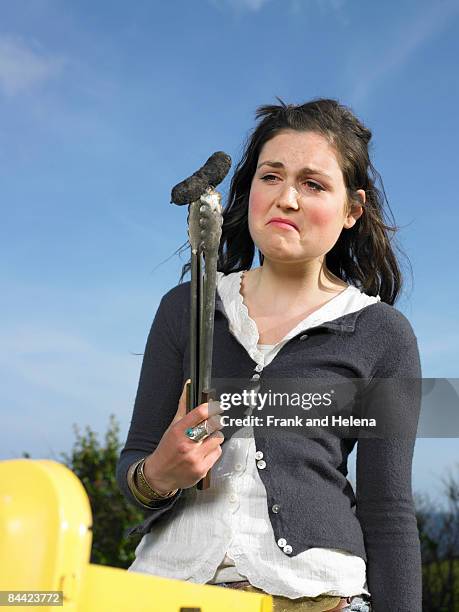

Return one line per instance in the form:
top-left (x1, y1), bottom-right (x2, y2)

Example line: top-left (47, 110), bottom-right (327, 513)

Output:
top-left (275, 184), bottom-right (299, 210)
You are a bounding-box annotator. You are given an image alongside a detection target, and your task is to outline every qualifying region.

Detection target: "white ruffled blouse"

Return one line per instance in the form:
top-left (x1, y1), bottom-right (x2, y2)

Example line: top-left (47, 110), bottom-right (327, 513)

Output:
top-left (128, 270), bottom-right (380, 599)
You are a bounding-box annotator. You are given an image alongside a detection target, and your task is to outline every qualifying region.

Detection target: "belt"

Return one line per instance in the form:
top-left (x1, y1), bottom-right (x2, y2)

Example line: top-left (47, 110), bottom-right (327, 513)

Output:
top-left (215, 580), bottom-right (252, 589)
top-left (214, 581), bottom-right (354, 611)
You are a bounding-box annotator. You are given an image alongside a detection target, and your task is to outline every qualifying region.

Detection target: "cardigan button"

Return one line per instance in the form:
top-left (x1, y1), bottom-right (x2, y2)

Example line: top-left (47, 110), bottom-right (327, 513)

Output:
top-left (272, 504), bottom-right (280, 513)
top-left (299, 334), bottom-right (309, 341)
top-left (256, 460), bottom-right (266, 469)
top-left (283, 545), bottom-right (293, 554)
top-left (254, 364), bottom-right (263, 372)
top-left (255, 451), bottom-right (264, 460)
top-left (251, 373), bottom-right (260, 380)
top-left (277, 538), bottom-right (287, 548)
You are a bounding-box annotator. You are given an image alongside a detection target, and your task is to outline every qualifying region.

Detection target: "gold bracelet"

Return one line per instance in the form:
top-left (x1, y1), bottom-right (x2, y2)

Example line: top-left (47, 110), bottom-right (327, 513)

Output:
top-left (136, 458), bottom-right (179, 500)
top-left (127, 460), bottom-right (160, 507)
top-left (127, 459), bottom-right (155, 508)
top-left (126, 458), bottom-right (178, 506)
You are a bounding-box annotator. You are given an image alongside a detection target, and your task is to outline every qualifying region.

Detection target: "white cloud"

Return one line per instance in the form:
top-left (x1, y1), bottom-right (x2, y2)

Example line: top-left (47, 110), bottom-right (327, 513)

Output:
top-left (348, 0), bottom-right (459, 106)
top-left (209, 0), bottom-right (274, 13)
top-left (0, 321), bottom-right (144, 458)
top-left (0, 35), bottom-right (63, 96)
top-left (210, 0), bottom-right (351, 25)
top-left (0, 324), bottom-right (139, 409)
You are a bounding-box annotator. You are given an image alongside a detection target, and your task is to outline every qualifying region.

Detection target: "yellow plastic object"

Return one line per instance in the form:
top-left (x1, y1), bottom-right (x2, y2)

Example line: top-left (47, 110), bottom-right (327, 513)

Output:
top-left (79, 564), bottom-right (273, 612)
top-left (0, 459), bottom-right (92, 610)
top-left (0, 459), bottom-right (273, 611)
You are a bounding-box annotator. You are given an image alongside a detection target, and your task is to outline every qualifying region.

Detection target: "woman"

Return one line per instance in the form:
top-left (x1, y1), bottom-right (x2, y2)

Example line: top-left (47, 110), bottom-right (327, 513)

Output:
top-left (116, 98), bottom-right (422, 611)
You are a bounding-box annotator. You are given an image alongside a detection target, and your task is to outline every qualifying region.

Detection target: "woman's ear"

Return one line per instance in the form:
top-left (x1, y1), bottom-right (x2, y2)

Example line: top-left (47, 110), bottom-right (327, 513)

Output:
top-left (343, 189), bottom-right (365, 229)
top-left (356, 189), bottom-right (366, 206)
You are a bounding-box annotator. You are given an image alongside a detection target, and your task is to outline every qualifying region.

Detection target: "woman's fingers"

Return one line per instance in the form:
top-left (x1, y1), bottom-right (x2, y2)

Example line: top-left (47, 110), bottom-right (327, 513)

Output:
top-left (201, 429), bottom-right (225, 450)
top-left (178, 399), bottom-right (223, 430)
top-left (208, 399), bottom-right (223, 417)
top-left (202, 434), bottom-right (224, 464)
top-left (207, 414), bottom-right (225, 433)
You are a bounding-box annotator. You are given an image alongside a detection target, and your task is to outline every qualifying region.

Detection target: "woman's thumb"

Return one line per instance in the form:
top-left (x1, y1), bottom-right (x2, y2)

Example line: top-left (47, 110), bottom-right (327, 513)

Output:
top-left (173, 379), bottom-right (191, 424)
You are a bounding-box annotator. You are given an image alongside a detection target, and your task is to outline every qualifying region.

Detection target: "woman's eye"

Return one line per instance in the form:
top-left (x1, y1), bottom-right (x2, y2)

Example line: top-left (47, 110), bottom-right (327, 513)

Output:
top-left (305, 180), bottom-right (324, 192)
top-left (260, 175), bottom-right (323, 191)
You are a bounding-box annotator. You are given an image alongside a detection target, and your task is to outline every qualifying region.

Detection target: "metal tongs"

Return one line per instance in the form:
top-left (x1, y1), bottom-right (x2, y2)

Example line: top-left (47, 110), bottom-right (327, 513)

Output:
top-left (170, 152), bottom-right (231, 489)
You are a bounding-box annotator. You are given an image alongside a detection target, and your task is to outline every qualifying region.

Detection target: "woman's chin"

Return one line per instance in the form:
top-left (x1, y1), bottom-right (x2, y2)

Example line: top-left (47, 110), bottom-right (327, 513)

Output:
top-left (257, 242), bottom-right (322, 265)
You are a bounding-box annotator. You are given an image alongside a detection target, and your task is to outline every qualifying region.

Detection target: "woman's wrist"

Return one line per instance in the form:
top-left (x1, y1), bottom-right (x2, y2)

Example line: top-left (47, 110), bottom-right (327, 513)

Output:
top-left (126, 458), bottom-right (178, 506)
top-left (138, 456), bottom-right (178, 498)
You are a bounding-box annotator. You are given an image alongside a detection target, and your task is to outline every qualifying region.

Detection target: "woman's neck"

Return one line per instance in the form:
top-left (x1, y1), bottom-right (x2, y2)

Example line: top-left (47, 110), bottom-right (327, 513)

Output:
top-left (242, 261), bottom-right (348, 317)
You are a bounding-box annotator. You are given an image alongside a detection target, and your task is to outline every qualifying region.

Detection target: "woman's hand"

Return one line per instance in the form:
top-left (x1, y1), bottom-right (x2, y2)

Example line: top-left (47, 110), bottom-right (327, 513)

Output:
top-left (143, 379), bottom-right (225, 494)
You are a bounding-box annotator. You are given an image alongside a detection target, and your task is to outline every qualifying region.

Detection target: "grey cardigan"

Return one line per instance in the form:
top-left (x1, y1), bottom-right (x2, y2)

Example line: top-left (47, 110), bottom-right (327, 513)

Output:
top-left (116, 280), bottom-right (422, 611)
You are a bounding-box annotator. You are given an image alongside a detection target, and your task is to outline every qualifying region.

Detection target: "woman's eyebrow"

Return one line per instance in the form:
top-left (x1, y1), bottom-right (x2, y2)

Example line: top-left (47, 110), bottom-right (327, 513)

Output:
top-left (257, 160), bottom-right (333, 181)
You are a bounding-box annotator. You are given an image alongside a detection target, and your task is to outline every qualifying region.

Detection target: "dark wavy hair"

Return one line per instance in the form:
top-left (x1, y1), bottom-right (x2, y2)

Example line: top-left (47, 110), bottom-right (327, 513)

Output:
top-left (176, 97), bottom-right (411, 305)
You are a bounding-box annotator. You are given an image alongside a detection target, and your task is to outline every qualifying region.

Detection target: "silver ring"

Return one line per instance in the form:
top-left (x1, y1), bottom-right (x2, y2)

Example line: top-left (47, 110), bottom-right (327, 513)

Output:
top-left (184, 421), bottom-right (209, 442)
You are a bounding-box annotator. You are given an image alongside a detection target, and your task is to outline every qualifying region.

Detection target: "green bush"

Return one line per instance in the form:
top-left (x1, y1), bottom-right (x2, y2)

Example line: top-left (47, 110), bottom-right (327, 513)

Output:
top-left (59, 414), bottom-right (143, 569)
top-left (415, 471), bottom-right (459, 611)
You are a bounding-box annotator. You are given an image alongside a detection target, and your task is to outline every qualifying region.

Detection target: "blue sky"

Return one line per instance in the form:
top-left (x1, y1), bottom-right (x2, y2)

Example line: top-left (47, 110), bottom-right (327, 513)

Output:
top-left (1, 0), bottom-right (458, 507)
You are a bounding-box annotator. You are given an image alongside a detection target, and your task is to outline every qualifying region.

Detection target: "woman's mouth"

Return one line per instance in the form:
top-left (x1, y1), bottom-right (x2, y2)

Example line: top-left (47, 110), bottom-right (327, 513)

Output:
top-left (268, 219), bottom-right (299, 232)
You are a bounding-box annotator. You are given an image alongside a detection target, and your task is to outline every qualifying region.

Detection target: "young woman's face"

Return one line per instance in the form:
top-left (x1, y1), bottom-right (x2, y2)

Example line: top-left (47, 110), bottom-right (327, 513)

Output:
top-left (248, 129), bottom-right (364, 266)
